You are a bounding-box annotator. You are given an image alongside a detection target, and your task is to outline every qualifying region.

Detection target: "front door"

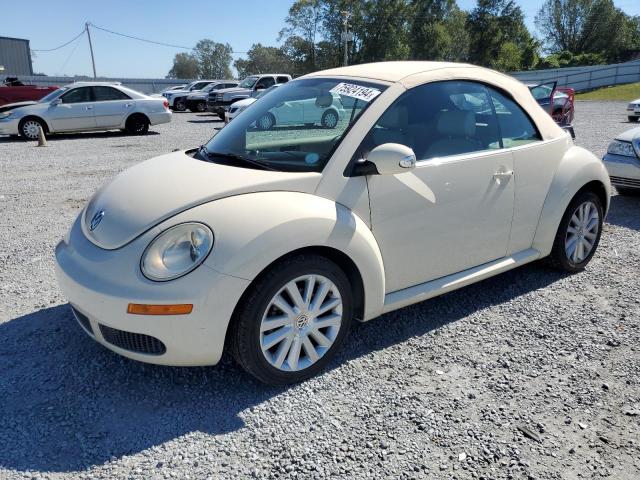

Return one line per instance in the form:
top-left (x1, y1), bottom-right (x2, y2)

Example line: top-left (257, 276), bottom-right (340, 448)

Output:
top-left (48, 86), bottom-right (96, 131)
top-left (363, 80), bottom-right (516, 292)
top-left (92, 86), bottom-right (135, 128)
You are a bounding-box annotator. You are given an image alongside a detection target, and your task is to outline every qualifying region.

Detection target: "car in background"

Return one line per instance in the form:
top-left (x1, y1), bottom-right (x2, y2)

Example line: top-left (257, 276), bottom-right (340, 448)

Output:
top-left (162, 80), bottom-right (218, 111)
top-left (207, 74), bottom-right (291, 118)
top-left (161, 84), bottom-right (187, 93)
top-left (603, 126), bottom-right (640, 194)
top-left (224, 84), bottom-right (281, 123)
top-left (254, 91), bottom-right (345, 130)
top-left (0, 82), bottom-right (171, 139)
top-left (627, 98), bottom-right (640, 122)
top-left (55, 62), bottom-right (609, 385)
top-left (0, 77), bottom-right (58, 107)
top-left (185, 81), bottom-right (238, 112)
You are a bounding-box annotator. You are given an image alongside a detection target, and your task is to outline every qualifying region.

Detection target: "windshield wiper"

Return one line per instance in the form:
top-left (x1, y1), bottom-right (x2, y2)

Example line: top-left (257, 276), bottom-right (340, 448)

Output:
top-left (205, 149), bottom-right (277, 171)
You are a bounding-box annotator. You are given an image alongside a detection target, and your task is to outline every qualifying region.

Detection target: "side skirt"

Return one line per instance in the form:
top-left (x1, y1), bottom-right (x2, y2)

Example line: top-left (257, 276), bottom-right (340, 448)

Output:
top-left (381, 248), bottom-right (541, 314)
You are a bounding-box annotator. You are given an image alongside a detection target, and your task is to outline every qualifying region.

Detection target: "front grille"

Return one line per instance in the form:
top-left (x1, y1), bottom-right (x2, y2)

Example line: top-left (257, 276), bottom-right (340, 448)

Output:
top-left (71, 306), bottom-right (93, 335)
top-left (99, 324), bottom-right (166, 355)
top-left (610, 176), bottom-right (640, 188)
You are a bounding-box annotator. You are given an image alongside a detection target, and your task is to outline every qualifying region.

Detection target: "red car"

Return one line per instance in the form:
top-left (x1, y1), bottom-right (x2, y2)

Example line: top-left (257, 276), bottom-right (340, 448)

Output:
top-left (0, 77), bottom-right (58, 108)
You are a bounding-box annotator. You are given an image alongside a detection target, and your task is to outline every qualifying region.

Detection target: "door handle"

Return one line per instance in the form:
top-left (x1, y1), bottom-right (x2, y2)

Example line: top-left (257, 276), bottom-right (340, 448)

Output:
top-left (85, 105), bottom-right (93, 110)
top-left (493, 170), bottom-right (513, 185)
top-left (124, 103), bottom-right (133, 108)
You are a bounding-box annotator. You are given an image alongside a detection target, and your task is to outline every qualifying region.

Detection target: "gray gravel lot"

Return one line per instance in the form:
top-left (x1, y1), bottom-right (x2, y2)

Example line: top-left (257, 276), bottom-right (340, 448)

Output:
top-left (0, 102), bottom-right (639, 479)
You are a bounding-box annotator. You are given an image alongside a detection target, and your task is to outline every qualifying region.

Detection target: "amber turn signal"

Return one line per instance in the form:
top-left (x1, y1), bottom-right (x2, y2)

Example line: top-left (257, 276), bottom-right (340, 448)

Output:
top-left (127, 303), bottom-right (193, 315)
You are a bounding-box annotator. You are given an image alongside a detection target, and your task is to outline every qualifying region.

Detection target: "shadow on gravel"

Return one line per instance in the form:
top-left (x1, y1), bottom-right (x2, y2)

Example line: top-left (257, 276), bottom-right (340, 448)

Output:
top-left (0, 131), bottom-right (160, 143)
top-left (187, 119), bottom-right (223, 124)
top-left (0, 263), bottom-right (567, 473)
top-left (606, 193), bottom-right (640, 230)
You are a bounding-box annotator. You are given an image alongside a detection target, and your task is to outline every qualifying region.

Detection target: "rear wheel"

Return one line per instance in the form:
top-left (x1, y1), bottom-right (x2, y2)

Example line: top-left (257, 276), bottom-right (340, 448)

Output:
top-left (18, 117), bottom-right (46, 140)
top-left (549, 191), bottom-right (603, 272)
top-left (230, 254), bottom-right (353, 385)
top-left (321, 109), bottom-right (339, 128)
top-left (194, 101), bottom-right (206, 112)
top-left (125, 114), bottom-right (149, 135)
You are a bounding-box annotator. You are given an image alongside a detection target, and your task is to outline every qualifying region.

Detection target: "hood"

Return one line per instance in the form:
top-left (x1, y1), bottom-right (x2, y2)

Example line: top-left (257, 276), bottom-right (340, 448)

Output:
top-left (615, 126), bottom-right (640, 142)
top-left (187, 92), bottom-right (207, 99)
top-left (0, 100), bottom-right (37, 113)
top-left (83, 151), bottom-right (321, 250)
top-left (231, 98), bottom-right (256, 109)
top-left (216, 87), bottom-right (250, 96)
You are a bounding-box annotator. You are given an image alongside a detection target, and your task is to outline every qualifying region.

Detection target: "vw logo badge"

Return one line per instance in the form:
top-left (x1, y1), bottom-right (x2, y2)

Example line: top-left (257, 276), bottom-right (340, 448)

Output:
top-left (89, 210), bottom-right (105, 231)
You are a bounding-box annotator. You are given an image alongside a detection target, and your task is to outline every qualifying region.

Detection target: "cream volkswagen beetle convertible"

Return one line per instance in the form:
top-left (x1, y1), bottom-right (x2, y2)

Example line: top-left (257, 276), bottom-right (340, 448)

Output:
top-left (56, 62), bottom-right (610, 384)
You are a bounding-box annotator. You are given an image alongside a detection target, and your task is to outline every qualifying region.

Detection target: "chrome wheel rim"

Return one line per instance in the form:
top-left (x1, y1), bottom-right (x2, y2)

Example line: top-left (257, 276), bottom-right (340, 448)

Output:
top-left (260, 274), bottom-right (343, 372)
top-left (324, 112), bottom-right (338, 128)
top-left (258, 115), bottom-right (273, 130)
top-left (23, 120), bottom-right (40, 139)
top-left (565, 200), bottom-right (599, 264)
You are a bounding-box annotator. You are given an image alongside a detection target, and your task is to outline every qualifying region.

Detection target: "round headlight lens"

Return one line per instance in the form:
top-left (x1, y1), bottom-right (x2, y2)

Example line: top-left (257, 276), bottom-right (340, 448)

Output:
top-left (141, 223), bottom-right (214, 281)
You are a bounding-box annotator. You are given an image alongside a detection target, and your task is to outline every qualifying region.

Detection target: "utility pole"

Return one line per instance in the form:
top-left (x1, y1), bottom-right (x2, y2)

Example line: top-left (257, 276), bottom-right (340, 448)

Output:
top-left (85, 22), bottom-right (97, 78)
top-left (341, 10), bottom-right (351, 67)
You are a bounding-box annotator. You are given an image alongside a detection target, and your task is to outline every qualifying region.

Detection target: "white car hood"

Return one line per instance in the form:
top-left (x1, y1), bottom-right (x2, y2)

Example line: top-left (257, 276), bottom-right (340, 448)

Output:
top-left (615, 126), bottom-right (640, 142)
top-left (82, 151), bottom-right (321, 250)
top-left (231, 98), bottom-right (256, 109)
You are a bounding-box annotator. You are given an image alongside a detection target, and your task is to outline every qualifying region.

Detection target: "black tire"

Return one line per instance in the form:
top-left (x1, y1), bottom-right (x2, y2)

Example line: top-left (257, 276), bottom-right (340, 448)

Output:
top-left (628, 116), bottom-right (638, 122)
top-left (321, 109), bottom-right (339, 128)
top-left (194, 101), bottom-right (206, 112)
top-left (256, 112), bottom-right (276, 131)
top-left (616, 186), bottom-right (640, 196)
top-left (548, 190), bottom-right (603, 272)
top-left (18, 117), bottom-right (46, 140)
top-left (174, 98), bottom-right (187, 112)
top-left (229, 254), bottom-right (353, 385)
top-left (125, 114), bottom-right (149, 135)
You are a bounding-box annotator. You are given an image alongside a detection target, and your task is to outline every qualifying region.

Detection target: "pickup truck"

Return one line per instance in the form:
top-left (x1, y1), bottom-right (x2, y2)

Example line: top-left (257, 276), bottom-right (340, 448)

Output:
top-left (207, 74), bottom-right (291, 118)
top-left (0, 77), bottom-right (58, 107)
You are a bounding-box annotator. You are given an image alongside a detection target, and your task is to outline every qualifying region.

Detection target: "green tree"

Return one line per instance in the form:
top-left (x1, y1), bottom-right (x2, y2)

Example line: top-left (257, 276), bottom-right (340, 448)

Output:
top-left (234, 44), bottom-right (293, 78)
top-left (192, 39), bottom-right (233, 79)
top-left (166, 52), bottom-right (199, 79)
top-left (409, 0), bottom-right (469, 61)
top-left (466, 0), bottom-right (536, 71)
top-left (279, 0), bottom-right (323, 72)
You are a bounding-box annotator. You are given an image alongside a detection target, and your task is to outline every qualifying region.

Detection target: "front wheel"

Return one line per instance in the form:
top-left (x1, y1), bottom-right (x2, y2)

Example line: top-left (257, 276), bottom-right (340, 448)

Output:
top-left (230, 254), bottom-right (353, 385)
top-left (321, 109), bottom-right (339, 128)
top-left (549, 191), bottom-right (603, 272)
top-left (174, 98), bottom-right (187, 111)
top-left (19, 117), bottom-right (46, 140)
top-left (194, 101), bottom-right (206, 112)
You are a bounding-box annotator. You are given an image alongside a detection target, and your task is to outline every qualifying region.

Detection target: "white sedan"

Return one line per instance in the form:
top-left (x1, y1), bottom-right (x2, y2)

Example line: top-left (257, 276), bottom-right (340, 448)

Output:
top-left (603, 126), bottom-right (640, 193)
top-left (255, 91), bottom-right (345, 130)
top-left (627, 98), bottom-right (640, 122)
top-left (55, 62), bottom-right (610, 384)
top-left (0, 82), bottom-right (171, 139)
top-left (224, 84), bottom-right (281, 123)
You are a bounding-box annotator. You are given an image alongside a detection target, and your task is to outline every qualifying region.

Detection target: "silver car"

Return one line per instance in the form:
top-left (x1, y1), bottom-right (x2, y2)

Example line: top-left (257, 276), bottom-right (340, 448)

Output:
top-left (603, 126), bottom-right (640, 194)
top-left (0, 82), bottom-right (172, 139)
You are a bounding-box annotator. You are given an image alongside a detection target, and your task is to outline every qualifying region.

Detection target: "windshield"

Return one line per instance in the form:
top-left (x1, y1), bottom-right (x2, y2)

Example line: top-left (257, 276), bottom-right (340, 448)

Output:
top-left (39, 88), bottom-right (66, 103)
top-left (204, 78), bottom-right (386, 172)
top-left (239, 76), bottom-right (259, 89)
top-left (201, 83), bottom-right (218, 93)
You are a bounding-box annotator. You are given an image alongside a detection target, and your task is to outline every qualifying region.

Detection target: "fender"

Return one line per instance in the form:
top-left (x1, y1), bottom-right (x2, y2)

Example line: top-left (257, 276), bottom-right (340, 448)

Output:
top-left (532, 145), bottom-right (611, 257)
top-left (159, 191), bottom-right (386, 321)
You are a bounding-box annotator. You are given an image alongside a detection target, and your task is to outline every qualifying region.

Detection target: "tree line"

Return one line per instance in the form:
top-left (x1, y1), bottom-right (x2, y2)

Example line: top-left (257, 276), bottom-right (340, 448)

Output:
top-left (167, 0), bottom-right (640, 79)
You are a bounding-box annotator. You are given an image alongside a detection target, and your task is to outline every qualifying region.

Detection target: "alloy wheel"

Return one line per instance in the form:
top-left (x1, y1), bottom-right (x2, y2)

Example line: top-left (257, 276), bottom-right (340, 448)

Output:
top-left (323, 111), bottom-right (338, 128)
top-left (259, 274), bottom-right (343, 372)
top-left (22, 120), bottom-right (41, 139)
top-left (565, 200), bottom-right (600, 264)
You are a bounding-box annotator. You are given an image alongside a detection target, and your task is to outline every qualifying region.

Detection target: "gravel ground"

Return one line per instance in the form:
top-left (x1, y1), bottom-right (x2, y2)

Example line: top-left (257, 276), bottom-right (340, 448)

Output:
top-left (0, 102), bottom-right (639, 479)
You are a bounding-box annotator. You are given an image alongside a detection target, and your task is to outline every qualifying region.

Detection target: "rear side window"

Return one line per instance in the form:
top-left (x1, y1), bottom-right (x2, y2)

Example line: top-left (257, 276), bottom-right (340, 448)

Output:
top-left (93, 86), bottom-right (130, 101)
top-left (489, 89), bottom-right (541, 147)
top-left (61, 87), bottom-right (92, 103)
top-left (277, 76), bottom-right (290, 84)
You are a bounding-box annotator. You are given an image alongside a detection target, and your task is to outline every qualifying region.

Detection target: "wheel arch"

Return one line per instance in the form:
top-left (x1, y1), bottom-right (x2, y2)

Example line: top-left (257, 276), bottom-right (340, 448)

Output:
top-left (19, 115), bottom-right (50, 133)
top-left (532, 145), bottom-right (611, 256)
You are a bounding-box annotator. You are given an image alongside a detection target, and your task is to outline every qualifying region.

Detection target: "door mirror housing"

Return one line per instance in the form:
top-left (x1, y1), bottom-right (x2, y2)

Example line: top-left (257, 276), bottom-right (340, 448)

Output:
top-left (50, 98), bottom-right (62, 106)
top-left (367, 143), bottom-right (416, 175)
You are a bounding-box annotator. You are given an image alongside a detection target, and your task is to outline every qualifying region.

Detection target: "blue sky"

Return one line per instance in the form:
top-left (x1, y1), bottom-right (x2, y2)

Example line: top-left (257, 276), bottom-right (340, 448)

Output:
top-left (2, 0), bottom-right (639, 78)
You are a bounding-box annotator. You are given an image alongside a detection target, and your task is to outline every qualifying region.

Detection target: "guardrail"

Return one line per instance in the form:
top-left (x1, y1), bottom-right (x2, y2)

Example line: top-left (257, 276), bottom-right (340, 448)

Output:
top-left (510, 60), bottom-right (640, 92)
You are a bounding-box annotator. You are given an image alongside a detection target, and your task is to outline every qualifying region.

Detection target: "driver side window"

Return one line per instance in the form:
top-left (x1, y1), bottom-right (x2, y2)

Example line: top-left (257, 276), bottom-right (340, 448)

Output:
top-left (61, 87), bottom-right (92, 104)
top-left (256, 77), bottom-right (275, 90)
top-left (359, 81), bottom-right (502, 161)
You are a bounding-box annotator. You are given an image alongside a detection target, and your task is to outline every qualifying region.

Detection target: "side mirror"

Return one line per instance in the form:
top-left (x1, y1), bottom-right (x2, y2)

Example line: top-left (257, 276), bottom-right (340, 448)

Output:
top-left (51, 98), bottom-right (62, 106)
top-left (367, 143), bottom-right (416, 175)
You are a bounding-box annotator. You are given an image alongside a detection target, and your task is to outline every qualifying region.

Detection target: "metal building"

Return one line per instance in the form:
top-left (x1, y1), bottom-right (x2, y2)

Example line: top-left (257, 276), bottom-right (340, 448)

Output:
top-left (0, 36), bottom-right (33, 76)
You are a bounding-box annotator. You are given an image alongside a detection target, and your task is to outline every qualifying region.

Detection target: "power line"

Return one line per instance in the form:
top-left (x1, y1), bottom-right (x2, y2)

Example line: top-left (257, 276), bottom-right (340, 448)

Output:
top-left (57, 30), bottom-right (84, 75)
top-left (32, 29), bottom-right (86, 52)
top-left (88, 22), bottom-right (248, 54)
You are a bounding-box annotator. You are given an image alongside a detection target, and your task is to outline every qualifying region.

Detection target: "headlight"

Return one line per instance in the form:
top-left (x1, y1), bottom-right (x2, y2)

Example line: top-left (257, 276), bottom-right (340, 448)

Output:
top-left (607, 140), bottom-right (637, 157)
top-left (0, 110), bottom-right (14, 119)
top-left (141, 223), bottom-right (214, 281)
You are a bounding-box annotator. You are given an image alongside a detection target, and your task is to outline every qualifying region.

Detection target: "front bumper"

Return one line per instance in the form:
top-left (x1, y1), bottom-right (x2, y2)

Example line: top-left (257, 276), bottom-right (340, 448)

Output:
top-left (55, 215), bottom-right (250, 366)
top-left (0, 116), bottom-right (20, 135)
top-left (603, 153), bottom-right (640, 189)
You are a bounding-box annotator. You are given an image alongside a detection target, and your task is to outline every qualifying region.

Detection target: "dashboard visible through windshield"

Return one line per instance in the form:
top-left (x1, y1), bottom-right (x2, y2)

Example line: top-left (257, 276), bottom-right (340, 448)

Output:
top-left (203, 77), bottom-right (387, 172)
